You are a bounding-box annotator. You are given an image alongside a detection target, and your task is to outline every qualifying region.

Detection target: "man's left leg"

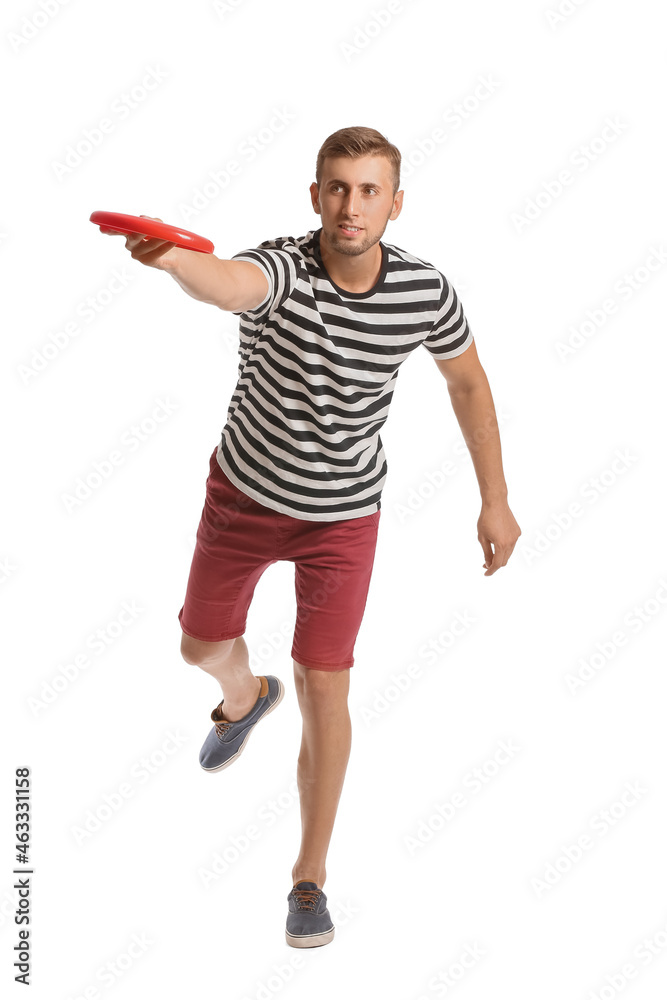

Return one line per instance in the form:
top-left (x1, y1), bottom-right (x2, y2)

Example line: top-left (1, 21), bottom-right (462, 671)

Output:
top-left (291, 660), bottom-right (351, 889)
top-left (285, 507), bottom-right (379, 945)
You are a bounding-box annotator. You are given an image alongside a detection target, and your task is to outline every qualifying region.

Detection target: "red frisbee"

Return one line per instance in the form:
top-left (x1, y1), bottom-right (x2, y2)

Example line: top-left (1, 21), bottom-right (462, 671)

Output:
top-left (89, 211), bottom-right (214, 254)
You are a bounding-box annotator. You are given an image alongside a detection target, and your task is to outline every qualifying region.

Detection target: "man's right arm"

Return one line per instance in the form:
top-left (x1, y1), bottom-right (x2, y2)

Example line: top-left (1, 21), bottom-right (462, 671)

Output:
top-left (167, 250), bottom-right (269, 312)
top-left (100, 215), bottom-right (269, 313)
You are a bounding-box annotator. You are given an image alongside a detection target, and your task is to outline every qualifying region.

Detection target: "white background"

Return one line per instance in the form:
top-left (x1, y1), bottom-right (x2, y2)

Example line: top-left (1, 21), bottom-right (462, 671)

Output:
top-left (2, 0), bottom-right (667, 997)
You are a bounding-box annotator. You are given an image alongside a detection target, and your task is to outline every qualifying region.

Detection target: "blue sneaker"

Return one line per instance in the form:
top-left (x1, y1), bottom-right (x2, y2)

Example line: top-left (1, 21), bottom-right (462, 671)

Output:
top-left (286, 880), bottom-right (335, 948)
top-left (199, 675), bottom-right (284, 772)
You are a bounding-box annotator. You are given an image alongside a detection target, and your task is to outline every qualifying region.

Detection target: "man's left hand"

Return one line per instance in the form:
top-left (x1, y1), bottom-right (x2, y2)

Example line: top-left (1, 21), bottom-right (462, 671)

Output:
top-left (477, 501), bottom-right (521, 576)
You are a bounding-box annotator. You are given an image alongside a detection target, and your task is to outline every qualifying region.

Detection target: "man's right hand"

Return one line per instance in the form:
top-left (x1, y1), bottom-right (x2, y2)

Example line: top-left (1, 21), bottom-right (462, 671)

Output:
top-left (99, 214), bottom-right (269, 312)
top-left (99, 214), bottom-right (181, 272)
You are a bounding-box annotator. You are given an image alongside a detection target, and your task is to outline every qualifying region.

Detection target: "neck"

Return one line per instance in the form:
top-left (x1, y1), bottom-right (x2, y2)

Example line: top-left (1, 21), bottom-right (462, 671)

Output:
top-left (318, 228), bottom-right (382, 294)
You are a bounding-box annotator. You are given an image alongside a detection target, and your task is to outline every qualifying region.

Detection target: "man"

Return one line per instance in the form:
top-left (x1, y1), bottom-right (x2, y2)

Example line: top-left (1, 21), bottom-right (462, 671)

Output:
top-left (102, 125), bottom-right (521, 948)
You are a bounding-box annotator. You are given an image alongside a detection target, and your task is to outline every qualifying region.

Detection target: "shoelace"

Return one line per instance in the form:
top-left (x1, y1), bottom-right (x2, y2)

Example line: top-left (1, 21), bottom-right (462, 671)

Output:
top-left (212, 704), bottom-right (232, 741)
top-left (214, 719), bottom-right (232, 740)
top-left (293, 888), bottom-right (321, 911)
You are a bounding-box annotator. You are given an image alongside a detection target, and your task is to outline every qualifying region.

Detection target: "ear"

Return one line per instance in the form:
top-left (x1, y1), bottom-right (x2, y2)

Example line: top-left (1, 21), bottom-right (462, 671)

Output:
top-left (389, 189), bottom-right (404, 220)
top-left (310, 182), bottom-right (321, 215)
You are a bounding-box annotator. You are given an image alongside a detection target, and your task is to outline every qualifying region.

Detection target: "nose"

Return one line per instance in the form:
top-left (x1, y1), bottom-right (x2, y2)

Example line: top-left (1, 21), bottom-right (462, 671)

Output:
top-left (342, 189), bottom-right (359, 217)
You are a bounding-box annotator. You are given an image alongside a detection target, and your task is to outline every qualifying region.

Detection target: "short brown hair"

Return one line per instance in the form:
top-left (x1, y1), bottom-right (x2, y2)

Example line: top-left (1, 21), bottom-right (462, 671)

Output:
top-left (315, 126), bottom-right (401, 197)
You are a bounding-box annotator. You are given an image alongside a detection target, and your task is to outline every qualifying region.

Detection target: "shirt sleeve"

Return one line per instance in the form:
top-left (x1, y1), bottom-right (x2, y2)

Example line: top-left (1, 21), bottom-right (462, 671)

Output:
top-left (422, 272), bottom-right (474, 359)
top-left (230, 246), bottom-right (298, 321)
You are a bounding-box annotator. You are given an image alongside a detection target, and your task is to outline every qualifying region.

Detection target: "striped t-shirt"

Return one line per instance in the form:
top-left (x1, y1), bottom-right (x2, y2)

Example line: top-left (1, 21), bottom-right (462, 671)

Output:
top-left (214, 227), bottom-right (473, 521)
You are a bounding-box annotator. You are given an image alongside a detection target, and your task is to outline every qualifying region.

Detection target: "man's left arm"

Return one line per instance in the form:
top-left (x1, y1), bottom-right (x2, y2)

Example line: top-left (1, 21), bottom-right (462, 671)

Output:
top-left (433, 340), bottom-right (521, 576)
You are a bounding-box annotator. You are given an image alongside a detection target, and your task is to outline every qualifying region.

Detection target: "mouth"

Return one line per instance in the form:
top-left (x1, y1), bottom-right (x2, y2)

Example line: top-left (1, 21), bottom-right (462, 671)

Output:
top-left (338, 225), bottom-right (362, 236)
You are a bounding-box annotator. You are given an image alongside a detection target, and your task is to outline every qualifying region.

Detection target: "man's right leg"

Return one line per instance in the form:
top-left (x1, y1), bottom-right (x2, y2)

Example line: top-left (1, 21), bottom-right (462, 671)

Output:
top-left (180, 633), bottom-right (262, 723)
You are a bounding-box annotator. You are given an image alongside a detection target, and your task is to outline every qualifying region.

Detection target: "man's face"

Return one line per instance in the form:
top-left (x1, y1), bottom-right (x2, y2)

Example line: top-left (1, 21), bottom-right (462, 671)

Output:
top-left (310, 154), bottom-right (403, 257)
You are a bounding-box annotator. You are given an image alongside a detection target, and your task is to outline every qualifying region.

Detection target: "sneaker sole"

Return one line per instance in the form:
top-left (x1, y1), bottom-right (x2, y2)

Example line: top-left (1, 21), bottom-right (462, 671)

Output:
top-left (200, 677), bottom-right (285, 773)
top-left (285, 925), bottom-right (335, 948)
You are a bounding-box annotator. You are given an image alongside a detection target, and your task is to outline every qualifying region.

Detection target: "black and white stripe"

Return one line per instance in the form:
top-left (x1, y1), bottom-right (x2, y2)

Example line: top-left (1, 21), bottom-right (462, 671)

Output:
top-left (215, 228), bottom-right (473, 520)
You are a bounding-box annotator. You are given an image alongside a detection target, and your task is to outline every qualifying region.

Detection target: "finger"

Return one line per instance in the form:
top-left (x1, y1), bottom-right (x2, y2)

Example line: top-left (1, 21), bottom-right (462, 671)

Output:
top-left (484, 544), bottom-right (510, 575)
top-left (505, 538), bottom-right (518, 561)
top-left (122, 216), bottom-right (164, 248)
top-left (125, 226), bottom-right (167, 251)
top-left (483, 548), bottom-right (499, 575)
top-left (479, 535), bottom-right (493, 568)
top-left (495, 541), bottom-right (514, 568)
top-left (131, 241), bottom-right (178, 263)
top-left (127, 234), bottom-right (168, 254)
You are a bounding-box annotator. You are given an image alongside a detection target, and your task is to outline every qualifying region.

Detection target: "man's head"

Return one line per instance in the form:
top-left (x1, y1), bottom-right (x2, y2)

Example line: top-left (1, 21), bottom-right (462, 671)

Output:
top-left (310, 126), bottom-right (403, 258)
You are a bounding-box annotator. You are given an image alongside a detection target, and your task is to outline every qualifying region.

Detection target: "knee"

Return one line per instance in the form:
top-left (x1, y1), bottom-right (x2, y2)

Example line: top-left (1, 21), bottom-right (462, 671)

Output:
top-left (180, 634), bottom-right (201, 665)
top-left (293, 660), bottom-right (350, 695)
top-left (180, 633), bottom-right (235, 666)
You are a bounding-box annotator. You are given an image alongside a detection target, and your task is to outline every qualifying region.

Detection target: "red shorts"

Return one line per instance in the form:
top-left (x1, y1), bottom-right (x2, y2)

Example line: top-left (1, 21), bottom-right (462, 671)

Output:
top-left (177, 449), bottom-right (381, 671)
